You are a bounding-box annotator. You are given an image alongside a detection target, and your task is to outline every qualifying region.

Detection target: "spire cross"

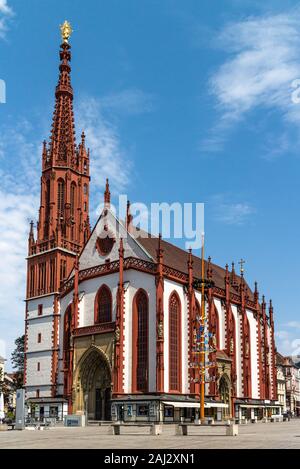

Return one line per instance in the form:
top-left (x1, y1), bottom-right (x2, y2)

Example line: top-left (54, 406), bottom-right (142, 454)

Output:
top-left (239, 259), bottom-right (245, 275)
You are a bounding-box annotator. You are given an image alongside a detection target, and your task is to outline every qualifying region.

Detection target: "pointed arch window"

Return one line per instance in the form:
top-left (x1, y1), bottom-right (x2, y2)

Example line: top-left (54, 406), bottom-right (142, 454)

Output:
top-left (95, 285), bottom-right (112, 324)
top-left (70, 182), bottom-right (76, 217)
top-left (57, 179), bottom-right (65, 218)
top-left (132, 290), bottom-right (149, 392)
top-left (169, 292), bottom-right (181, 392)
top-left (63, 305), bottom-right (72, 394)
top-left (44, 179), bottom-right (51, 238)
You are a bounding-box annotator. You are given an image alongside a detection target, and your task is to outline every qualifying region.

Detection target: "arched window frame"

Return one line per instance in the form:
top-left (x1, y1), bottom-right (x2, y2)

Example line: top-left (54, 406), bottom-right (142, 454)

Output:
top-left (213, 304), bottom-right (220, 350)
top-left (132, 289), bottom-right (149, 393)
top-left (63, 306), bottom-right (72, 359)
top-left (70, 181), bottom-right (77, 217)
top-left (169, 291), bottom-right (182, 393)
top-left (94, 284), bottom-right (112, 324)
top-left (57, 178), bottom-right (65, 218)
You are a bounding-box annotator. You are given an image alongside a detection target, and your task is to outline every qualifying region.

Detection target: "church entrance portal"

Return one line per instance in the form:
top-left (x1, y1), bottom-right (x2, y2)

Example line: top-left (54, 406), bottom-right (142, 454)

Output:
top-left (74, 347), bottom-right (112, 421)
top-left (219, 374), bottom-right (231, 419)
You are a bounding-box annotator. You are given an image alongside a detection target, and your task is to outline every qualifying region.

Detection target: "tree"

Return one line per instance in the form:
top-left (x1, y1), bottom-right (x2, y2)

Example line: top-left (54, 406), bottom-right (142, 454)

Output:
top-left (0, 367), bottom-right (4, 394)
top-left (11, 335), bottom-right (25, 389)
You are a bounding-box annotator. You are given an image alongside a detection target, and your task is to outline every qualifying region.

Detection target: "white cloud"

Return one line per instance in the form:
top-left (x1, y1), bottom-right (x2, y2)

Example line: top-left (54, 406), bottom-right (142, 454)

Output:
top-left (76, 96), bottom-right (132, 219)
top-left (211, 194), bottom-right (255, 225)
top-left (286, 321), bottom-right (300, 329)
top-left (275, 329), bottom-right (300, 356)
top-left (0, 93), bottom-right (136, 365)
top-left (0, 0), bottom-right (13, 39)
top-left (101, 88), bottom-right (156, 116)
top-left (205, 9), bottom-right (300, 154)
top-left (0, 122), bottom-right (40, 366)
top-left (1, 82), bottom-right (155, 365)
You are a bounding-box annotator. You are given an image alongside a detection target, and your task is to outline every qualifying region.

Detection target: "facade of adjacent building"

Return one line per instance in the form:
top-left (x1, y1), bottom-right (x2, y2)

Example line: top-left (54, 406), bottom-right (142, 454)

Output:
top-left (0, 356), bottom-right (5, 420)
top-left (24, 31), bottom-right (280, 423)
top-left (276, 354), bottom-right (300, 416)
top-left (276, 352), bottom-right (287, 413)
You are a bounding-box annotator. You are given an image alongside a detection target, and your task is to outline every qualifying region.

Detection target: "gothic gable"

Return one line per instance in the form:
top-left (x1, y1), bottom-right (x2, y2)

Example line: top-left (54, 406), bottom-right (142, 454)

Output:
top-left (77, 208), bottom-right (152, 271)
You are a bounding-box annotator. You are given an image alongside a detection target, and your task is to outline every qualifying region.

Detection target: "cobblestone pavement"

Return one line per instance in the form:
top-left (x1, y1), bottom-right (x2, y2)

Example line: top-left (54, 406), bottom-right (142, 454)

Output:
top-left (0, 420), bottom-right (300, 449)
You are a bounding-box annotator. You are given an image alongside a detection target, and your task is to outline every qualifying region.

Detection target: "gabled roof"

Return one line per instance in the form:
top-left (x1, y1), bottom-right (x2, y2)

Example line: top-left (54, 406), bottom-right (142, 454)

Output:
top-left (74, 206), bottom-right (255, 301)
top-left (137, 234), bottom-right (254, 299)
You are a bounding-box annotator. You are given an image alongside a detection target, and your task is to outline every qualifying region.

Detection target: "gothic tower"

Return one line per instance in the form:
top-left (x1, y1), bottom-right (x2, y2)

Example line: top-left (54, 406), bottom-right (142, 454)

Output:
top-left (24, 23), bottom-right (90, 400)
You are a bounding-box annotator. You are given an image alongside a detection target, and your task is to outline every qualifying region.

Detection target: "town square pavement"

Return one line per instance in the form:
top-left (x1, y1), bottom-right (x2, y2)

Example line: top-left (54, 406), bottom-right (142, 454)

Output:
top-left (0, 420), bottom-right (300, 449)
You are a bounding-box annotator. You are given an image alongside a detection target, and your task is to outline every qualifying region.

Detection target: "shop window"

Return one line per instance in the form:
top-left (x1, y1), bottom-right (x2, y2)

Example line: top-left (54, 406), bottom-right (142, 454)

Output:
top-left (137, 404), bottom-right (149, 417)
top-left (164, 406), bottom-right (174, 418)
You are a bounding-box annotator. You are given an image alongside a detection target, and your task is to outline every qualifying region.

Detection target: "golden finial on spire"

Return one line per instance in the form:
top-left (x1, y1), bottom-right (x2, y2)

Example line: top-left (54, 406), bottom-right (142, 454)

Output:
top-left (60, 20), bottom-right (73, 44)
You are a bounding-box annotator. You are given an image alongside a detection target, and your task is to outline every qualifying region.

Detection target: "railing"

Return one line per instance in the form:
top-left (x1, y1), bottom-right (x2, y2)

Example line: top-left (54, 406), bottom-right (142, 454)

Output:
top-left (29, 238), bottom-right (81, 256)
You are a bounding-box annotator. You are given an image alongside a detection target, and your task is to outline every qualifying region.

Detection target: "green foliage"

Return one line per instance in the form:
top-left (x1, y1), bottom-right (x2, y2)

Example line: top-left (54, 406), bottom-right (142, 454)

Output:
top-left (11, 335), bottom-right (25, 388)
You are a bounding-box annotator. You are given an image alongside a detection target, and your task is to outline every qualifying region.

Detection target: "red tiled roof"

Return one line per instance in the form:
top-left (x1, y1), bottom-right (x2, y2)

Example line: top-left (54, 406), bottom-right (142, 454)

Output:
top-left (137, 234), bottom-right (254, 299)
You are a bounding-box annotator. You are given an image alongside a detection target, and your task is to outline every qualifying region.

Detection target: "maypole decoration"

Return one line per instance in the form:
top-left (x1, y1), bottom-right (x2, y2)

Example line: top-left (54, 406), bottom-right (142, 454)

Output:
top-left (189, 233), bottom-right (216, 423)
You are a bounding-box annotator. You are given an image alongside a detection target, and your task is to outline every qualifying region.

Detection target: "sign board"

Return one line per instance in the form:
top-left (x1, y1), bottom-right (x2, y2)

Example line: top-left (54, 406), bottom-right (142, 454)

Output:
top-left (64, 414), bottom-right (86, 427)
top-left (15, 389), bottom-right (25, 430)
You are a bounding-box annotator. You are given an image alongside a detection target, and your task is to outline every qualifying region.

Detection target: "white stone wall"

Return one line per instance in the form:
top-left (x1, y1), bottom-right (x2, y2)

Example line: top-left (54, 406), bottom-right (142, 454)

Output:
top-left (163, 279), bottom-right (188, 394)
top-left (78, 210), bottom-right (151, 271)
top-left (267, 325), bottom-right (273, 395)
top-left (231, 305), bottom-right (242, 397)
top-left (26, 294), bottom-right (56, 396)
top-left (214, 299), bottom-right (226, 350)
top-left (246, 309), bottom-right (259, 398)
top-left (78, 273), bottom-right (119, 327)
top-left (124, 270), bottom-right (156, 393)
top-left (25, 385), bottom-right (52, 399)
top-left (26, 351), bottom-right (52, 386)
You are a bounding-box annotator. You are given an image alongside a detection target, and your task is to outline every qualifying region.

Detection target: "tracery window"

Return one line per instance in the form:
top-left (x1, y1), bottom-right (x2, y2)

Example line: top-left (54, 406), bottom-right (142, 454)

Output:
top-left (95, 285), bottom-right (112, 323)
top-left (169, 292), bottom-right (181, 392)
top-left (132, 290), bottom-right (149, 392)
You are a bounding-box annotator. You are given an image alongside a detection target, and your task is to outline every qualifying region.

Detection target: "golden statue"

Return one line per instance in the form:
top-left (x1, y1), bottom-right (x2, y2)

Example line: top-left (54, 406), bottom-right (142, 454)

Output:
top-left (60, 20), bottom-right (73, 44)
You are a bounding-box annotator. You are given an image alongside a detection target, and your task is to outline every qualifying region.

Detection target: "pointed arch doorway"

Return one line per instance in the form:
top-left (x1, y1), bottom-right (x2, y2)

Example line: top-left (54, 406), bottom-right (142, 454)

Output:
top-left (219, 374), bottom-right (231, 419)
top-left (74, 347), bottom-right (112, 421)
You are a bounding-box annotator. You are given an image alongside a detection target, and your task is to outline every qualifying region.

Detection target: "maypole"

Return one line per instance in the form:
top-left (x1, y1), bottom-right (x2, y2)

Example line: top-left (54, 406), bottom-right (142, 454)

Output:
top-left (200, 232), bottom-right (205, 422)
top-left (190, 232), bottom-right (216, 424)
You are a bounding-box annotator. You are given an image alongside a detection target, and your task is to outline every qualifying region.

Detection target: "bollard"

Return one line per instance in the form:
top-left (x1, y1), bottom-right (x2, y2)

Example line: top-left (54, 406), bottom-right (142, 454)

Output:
top-left (226, 424), bottom-right (239, 436)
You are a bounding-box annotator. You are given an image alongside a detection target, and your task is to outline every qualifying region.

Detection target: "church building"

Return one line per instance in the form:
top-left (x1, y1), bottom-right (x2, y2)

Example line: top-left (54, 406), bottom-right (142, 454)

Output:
top-left (24, 25), bottom-right (280, 423)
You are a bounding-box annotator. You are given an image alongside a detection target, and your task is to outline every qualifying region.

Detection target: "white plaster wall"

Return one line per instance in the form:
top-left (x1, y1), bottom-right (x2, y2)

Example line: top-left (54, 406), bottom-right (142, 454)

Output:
top-left (80, 273), bottom-right (119, 326)
top-left (163, 279), bottom-right (188, 394)
top-left (26, 295), bottom-right (56, 394)
top-left (231, 305), bottom-right (242, 397)
top-left (246, 310), bottom-right (259, 399)
top-left (78, 210), bottom-right (151, 271)
top-left (267, 326), bottom-right (273, 393)
top-left (27, 294), bottom-right (55, 321)
top-left (25, 386), bottom-right (52, 399)
top-left (124, 270), bottom-right (156, 394)
top-left (58, 272), bottom-right (119, 360)
top-left (27, 316), bottom-right (53, 353)
top-left (26, 352), bottom-right (52, 386)
top-left (214, 298), bottom-right (225, 350)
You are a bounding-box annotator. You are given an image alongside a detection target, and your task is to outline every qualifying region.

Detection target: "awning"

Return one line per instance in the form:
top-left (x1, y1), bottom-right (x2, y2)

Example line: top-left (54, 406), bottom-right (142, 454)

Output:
top-left (163, 401), bottom-right (228, 409)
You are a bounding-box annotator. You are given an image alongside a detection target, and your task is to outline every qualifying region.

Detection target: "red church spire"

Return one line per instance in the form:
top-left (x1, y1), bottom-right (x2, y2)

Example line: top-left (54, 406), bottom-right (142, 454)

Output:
top-left (47, 32), bottom-right (75, 166)
top-left (26, 23), bottom-right (90, 298)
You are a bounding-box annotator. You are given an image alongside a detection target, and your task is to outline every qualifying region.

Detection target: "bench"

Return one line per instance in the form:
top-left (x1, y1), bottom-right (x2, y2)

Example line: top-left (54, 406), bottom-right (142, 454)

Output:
top-left (111, 423), bottom-right (162, 436)
top-left (176, 423), bottom-right (238, 436)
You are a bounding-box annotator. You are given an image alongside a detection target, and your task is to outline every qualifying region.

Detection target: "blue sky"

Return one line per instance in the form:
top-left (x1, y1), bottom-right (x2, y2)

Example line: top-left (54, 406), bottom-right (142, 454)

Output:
top-left (1, 0), bottom-right (300, 367)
